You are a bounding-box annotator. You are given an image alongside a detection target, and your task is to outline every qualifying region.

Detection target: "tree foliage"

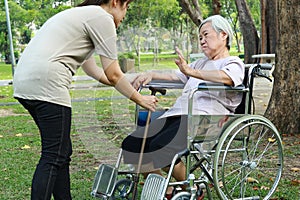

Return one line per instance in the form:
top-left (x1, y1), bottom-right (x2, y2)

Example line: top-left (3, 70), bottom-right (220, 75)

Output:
top-left (120, 0), bottom-right (181, 31)
top-left (1, 0), bottom-right (263, 62)
top-left (0, 0), bottom-right (70, 62)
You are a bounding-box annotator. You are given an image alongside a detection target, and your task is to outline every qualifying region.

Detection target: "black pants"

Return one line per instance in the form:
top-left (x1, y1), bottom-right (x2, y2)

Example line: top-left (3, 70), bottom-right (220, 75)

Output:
top-left (17, 98), bottom-right (72, 200)
top-left (122, 115), bottom-right (187, 170)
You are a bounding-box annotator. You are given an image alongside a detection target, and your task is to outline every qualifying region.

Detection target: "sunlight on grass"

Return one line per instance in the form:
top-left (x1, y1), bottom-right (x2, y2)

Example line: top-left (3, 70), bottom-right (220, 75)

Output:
top-left (0, 63), bottom-right (14, 80)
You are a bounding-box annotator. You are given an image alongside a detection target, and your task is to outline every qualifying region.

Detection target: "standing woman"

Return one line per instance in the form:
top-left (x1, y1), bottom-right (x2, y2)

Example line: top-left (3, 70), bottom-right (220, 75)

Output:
top-left (13, 0), bottom-right (157, 199)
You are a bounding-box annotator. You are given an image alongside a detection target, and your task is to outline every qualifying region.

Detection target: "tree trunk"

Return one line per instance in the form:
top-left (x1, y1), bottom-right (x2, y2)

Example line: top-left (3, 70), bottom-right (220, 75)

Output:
top-left (212, 0), bottom-right (221, 15)
top-left (235, 0), bottom-right (259, 64)
top-left (261, 0), bottom-right (277, 55)
top-left (260, 0), bottom-right (266, 54)
top-left (178, 0), bottom-right (202, 26)
top-left (265, 0), bottom-right (300, 134)
top-left (265, 0), bottom-right (277, 54)
top-left (223, 1), bottom-right (241, 53)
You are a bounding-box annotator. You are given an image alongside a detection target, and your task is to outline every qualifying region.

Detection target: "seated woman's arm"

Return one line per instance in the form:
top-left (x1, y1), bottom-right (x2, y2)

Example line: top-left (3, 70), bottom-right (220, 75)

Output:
top-left (174, 47), bottom-right (234, 86)
top-left (183, 70), bottom-right (233, 86)
top-left (131, 71), bottom-right (181, 90)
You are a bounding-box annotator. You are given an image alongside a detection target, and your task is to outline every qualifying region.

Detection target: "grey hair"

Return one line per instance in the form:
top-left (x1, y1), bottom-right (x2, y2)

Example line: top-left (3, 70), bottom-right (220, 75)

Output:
top-left (199, 15), bottom-right (233, 50)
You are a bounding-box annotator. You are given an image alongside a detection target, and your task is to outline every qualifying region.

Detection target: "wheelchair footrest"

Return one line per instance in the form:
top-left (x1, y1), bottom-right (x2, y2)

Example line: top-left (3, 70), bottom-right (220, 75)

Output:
top-left (91, 164), bottom-right (118, 198)
top-left (141, 174), bottom-right (166, 200)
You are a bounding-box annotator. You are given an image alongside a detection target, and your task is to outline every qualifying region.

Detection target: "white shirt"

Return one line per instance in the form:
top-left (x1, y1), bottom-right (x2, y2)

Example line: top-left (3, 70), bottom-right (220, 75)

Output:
top-left (160, 56), bottom-right (245, 118)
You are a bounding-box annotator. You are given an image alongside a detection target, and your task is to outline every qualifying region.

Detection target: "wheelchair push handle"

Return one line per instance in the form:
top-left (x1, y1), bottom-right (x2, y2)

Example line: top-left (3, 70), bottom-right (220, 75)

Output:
top-left (257, 63), bottom-right (273, 70)
top-left (149, 86), bottom-right (167, 96)
top-left (253, 63), bottom-right (273, 82)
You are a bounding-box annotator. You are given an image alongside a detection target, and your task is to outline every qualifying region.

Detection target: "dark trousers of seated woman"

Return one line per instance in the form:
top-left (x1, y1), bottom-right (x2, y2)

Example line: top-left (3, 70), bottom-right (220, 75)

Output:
top-left (122, 115), bottom-right (187, 172)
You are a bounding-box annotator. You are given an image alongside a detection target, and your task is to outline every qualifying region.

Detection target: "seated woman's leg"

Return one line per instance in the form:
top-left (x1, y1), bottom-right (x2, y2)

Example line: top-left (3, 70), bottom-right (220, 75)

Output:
top-left (122, 116), bottom-right (187, 170)
top-left (122, 115), bottom-right (188, 197)
top-left (121, 117), bottom-right (168, 169)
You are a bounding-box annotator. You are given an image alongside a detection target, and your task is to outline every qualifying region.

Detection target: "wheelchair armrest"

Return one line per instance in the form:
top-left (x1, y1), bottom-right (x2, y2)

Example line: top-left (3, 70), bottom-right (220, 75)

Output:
top-left (144, 79), bottom-right (185, 89)
top-left (197, 82), bottom-right (247, 92)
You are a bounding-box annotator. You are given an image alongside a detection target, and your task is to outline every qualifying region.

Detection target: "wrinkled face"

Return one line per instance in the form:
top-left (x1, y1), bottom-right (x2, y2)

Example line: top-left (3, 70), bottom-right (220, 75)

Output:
top-left (199, 22), bottom-right (228, 59)
top-left (113, 1), bottom-right (130, 28)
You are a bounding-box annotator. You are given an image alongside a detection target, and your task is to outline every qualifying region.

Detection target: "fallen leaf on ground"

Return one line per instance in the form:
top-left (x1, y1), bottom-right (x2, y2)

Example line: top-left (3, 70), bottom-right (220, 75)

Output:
top-left (253, 186), bottom-right (259, 190)
top-left (218, 181), bottom-right (224, 188)
top-left (291, 167), bottom-right (300, 172)
top-left (247, 177), bottom-right (259, 184)
top-left (268, 138), bottom-right (276, 143)
top-left (21, 145), bottom-right (31, 149)
top-left (291, 180), bottom-right (300, 185)
top-left (260, 185), bottom-right (270, 190)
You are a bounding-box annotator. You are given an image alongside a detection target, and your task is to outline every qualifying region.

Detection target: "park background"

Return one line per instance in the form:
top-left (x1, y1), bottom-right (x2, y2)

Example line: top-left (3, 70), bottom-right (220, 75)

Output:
top-left (0, 0), bottom-right (299, 199)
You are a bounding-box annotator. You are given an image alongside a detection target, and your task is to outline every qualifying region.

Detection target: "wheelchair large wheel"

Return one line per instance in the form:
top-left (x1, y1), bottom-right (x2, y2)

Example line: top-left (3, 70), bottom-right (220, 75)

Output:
top-left (111, 178), bottom-right (134, 200)
top-left (171, 191), bottom-right (191, 200)
top-left (213, 115), bottom-right (283, 200)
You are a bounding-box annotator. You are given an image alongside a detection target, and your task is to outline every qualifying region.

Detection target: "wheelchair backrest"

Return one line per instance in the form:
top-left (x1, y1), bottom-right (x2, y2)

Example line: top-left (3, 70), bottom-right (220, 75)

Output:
top-left (234, 63), bottom-right (272, 114)
top-left (234, 66), bottom-right (250, 114)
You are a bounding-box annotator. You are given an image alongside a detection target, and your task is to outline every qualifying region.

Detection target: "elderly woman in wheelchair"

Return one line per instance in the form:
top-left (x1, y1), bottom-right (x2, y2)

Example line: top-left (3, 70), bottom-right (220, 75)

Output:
top-left (121, 15), bottom-right (244, 199)
top-left (92, 14), bottom-right (283, 200)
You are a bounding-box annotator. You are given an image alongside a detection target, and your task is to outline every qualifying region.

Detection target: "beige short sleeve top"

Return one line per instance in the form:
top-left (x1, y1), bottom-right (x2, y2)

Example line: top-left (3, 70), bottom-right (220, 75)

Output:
top-left (13, 6), bottom-right (117, 107)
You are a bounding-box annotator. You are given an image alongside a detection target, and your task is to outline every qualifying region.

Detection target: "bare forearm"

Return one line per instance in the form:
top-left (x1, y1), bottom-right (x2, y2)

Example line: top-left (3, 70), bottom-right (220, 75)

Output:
top-left (103, 61), bottom-right (148, 104)
top-left (186, 68), bottom-right (233, 86)
top-left (98, 74), bottom-right (112, 86)
top-left (131, 70), bottom-right (181, 90)
top-left (174, 47), bottom-right (233, 85)
top-left (105, 65), bottom-right (158, 111)
top-left (150, 71), bottom-right (179, 81)
top-left (114, 75), bottom-right (143, 102)
top-left (82, 57), bottom-right (112, 85)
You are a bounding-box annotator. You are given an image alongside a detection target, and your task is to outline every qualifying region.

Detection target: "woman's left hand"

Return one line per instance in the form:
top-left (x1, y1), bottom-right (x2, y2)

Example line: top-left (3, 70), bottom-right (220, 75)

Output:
top-left (174, 47), bottom-right (192, 76)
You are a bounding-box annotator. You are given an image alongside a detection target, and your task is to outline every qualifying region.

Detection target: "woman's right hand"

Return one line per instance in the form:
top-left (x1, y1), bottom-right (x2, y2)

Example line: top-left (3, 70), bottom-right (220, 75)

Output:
top-left (139, 95), bottom-right (158, 112)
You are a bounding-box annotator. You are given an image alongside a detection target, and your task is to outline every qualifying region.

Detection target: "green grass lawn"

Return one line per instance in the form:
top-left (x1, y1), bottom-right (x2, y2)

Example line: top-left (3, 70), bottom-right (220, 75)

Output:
top-left (0, 57), bottom-right (178, 199)
top-left (0, 54), bottom-right (299, 199)
top-left (0, 64), bottom-right (14, 80)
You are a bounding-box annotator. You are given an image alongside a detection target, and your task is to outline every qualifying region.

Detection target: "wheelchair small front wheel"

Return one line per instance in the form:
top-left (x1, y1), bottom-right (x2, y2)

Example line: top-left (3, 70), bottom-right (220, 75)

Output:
top-left (213, 115), bottom-right (283, 200)
top-left (111, 178), bottom-right (134, 200)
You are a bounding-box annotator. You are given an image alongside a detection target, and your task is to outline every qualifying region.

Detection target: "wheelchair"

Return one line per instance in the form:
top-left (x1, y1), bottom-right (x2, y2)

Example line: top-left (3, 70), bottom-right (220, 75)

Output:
top-left (91, 63), bottom-right (283, 200)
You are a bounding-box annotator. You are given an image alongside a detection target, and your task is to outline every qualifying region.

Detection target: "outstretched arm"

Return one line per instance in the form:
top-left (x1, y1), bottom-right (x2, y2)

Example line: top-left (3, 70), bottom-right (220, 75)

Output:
top-left (131, 71), bottom-right (180, 90)
top-left (174, 47), bottom-right (234, 86)
top-left (82, 56), bottom-right (158, 111)
top-left (82, 57), bottom-right (112, 86)
top-left (102, 57), bottom-right (159, 111)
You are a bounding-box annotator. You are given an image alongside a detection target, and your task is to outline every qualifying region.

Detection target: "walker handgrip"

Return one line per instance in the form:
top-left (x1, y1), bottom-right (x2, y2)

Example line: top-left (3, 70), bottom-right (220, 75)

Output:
top-left (149, 86), bottom-right (167, 96)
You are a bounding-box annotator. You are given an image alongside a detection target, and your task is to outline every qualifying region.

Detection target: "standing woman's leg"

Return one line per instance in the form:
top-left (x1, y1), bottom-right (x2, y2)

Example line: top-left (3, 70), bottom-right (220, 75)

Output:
top-left (17, 99), bottom-right (72, 200)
